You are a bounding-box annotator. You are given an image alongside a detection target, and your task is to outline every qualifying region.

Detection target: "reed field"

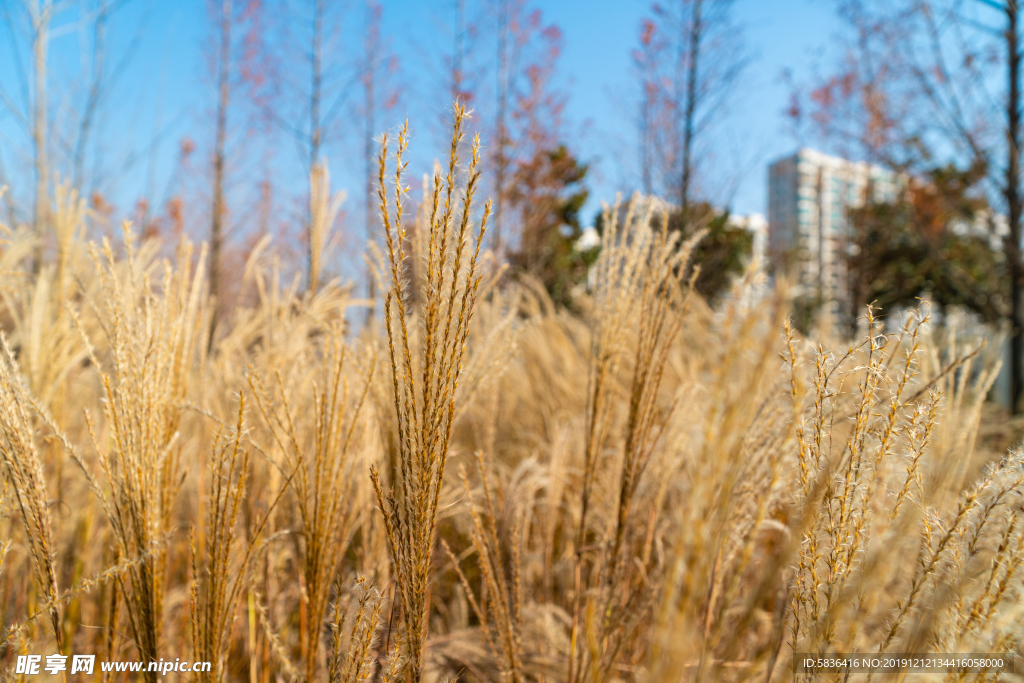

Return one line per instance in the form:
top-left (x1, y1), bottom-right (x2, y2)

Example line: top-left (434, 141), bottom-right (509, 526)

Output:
top-left (1, 108), bottom-right (1023, 683)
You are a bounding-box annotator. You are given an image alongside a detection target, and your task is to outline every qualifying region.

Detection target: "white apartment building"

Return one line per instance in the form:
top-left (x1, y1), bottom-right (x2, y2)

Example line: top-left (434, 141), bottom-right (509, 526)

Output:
top-left (768, 148), bottom-right (901, 323)
top-left (729, 212), bottom-right (767, 265)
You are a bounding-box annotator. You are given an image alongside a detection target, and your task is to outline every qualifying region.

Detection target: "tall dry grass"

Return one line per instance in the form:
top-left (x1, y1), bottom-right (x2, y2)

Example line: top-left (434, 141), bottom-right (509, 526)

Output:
top-left (0, 106), bottom-right (1022, 683)
top-left (370, 107), bottom-right (491, 683)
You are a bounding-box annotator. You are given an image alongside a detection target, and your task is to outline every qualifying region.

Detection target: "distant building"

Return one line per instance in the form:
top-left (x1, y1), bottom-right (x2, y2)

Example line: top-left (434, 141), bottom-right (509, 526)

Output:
top-left (768, 148), bottom-right (901, 324)
top-left (728, 212), bottom-right (767, 265)
top-left (723, 212), bottom-right (769, 303)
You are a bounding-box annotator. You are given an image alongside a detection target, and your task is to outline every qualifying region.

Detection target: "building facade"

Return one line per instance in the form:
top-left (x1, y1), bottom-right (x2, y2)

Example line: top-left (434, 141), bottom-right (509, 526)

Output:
top-left (768, 148), bottom-right (900, 325)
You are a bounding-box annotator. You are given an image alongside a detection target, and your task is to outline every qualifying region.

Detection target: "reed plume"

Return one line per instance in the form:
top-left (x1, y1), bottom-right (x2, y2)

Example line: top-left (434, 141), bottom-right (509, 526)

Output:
top-left (370, 104), bottom-right (490, 683)
top-left (68, 225), bottom-right (205, 681)
top-left (0, 336), bottom-right (63, 653)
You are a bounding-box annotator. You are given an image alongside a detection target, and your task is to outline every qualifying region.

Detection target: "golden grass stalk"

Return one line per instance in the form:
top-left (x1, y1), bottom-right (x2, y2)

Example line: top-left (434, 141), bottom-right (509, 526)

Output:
top-left (190, 394), bottom-right (285, 683)
top-left (326, 576), bottom-right (388, 683)
top-left (647, 284), bottom-right (788, 682)
top-left (51, 178), bottom-right (87, 303)
top-left (249, 324), bottom-right (375, 682)
top-left (308, 163), bottom-right (346, 296)
top-left (64, 225), bottom-right (205, 681)
top-left (568, 197), bottom-right (702, 683)
top-left (370, 103), bottom-right (490, 683)
top-left (0, 178), bottom-right (89, 412)
top-left (0, 335), bottom-right (63, 653)
top-left (442, 452), bottom-right (525, 683)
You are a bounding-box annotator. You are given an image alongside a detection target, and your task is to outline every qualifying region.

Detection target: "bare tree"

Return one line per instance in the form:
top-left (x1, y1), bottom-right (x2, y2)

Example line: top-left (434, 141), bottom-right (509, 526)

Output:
top-left (233, 0), bottom-right (337, 292)
top-left (431, 0), bottom-right (479, 139)
top-left (306, 0), bottom-right (325, 291)
top-left (73, 0), bottom-right (144, 191)
top-left (244, 0), bottom-right (401, 292)
top-left (0, 0), bottom-right (143, 227)
top-left (0, 0), bottom-right (144, 274)
top-left (359, 0), bottom-right (400, 304)
top-left (309, 0), bottom-right (323, 172)
top-left (363, 0), bottom-right (379, 290)
top-left (999, 0), bottom-right (1024, 415)
top-left (679, 0), bottom-right (701, 221)
top-left (0, 0), bottom-right (62, 269)
top-left (488, 0), bottom-right (569, 254)
top-left (209, 0), bottom-right (232, 332)
top-left (632, 0), bottom-right (747, 213)
top-left (30, 0), bottom-right (49, 252)
top-left (633, 19), bottom-right (659, 196)
top-left (73, 1), bottom-right (108, 190)
top-left (494, 0), bottom-right (510, 252)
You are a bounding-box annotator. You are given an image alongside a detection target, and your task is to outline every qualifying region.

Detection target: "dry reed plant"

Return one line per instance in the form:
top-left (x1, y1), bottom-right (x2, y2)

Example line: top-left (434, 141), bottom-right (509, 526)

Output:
top-left (780, 308), bottom-right (1024, 669)
top-left (62, 225), bottom-right (205, 681)
top-left (1, 107), bottom-right (1022, 683)
top-left (325, 576), bottom-right (390, 683)
top-left (442, 451), bottom-right (526, 683)
top-left (1, 178), bottom-right (90, 411)
top-left (190, 394), bottom-right (286, 683)
top-left (307, 164), bottom-right (346, 297)
top-left (248, 325), bottom-right (376, 682)
top-left (644, 302), bottom-right (1024, 683)
top-left (0, 337), bottom-right (64, 655)
top-left (370, 104), bottom-right (490, 683)
top-left (567, 196), bottom-right (703, 683)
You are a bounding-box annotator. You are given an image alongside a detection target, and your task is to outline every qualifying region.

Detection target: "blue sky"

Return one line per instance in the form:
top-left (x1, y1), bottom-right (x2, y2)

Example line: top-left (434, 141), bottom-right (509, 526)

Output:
top-left (0, 0), bottom-right (841, 232)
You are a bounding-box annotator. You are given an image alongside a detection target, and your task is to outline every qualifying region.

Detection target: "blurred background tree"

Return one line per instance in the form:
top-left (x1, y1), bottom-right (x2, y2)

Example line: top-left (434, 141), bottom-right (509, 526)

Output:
top-left (846, 162), bottom-right (1005, 330)
top-left (506, 144), bottom-right (593, 308)
top-left (663, 203), bottom-right (753, 305)
top-left (631, 0), bottom-right (747, 216)
top-left (623, 0), bottom-right (753, 311)
top-left (491, 0), bottom-right (568, 254)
